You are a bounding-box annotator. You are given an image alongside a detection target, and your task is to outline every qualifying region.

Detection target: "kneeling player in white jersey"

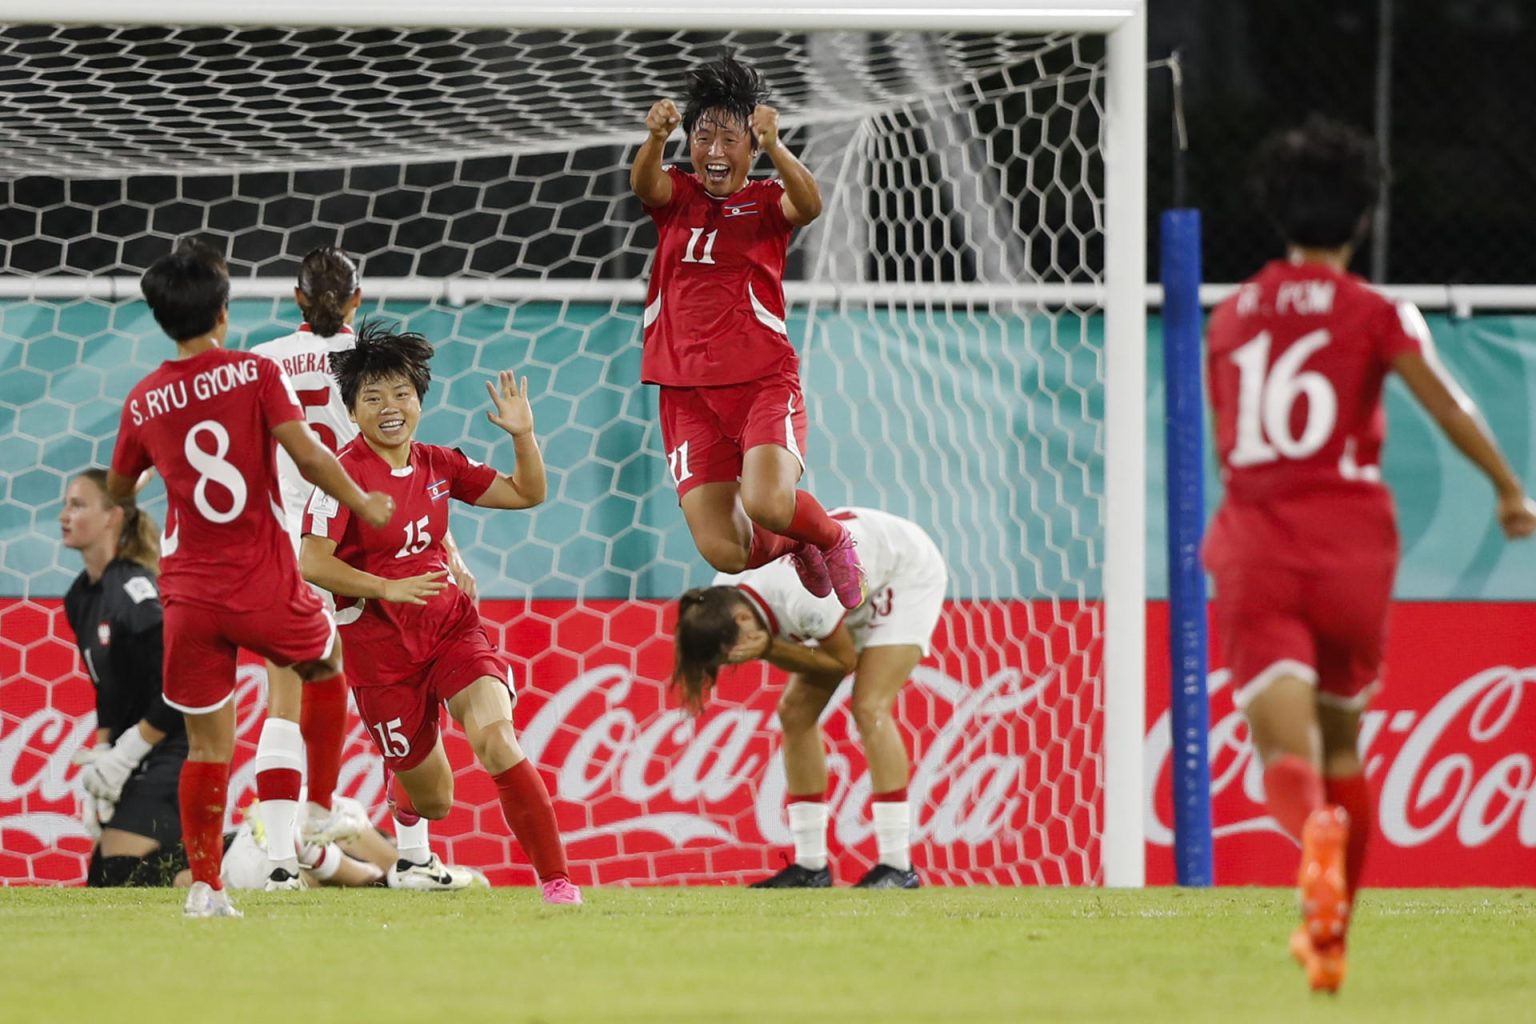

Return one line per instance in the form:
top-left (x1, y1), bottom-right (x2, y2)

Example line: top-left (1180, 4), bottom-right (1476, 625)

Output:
top-left (249, 247), bottom-right (471, 891)
top-left (672, 508), bottom-right (947, 888)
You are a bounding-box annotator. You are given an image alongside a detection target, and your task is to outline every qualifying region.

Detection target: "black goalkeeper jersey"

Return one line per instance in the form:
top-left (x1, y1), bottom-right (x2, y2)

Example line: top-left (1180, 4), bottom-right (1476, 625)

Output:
top-left (62, 559), bottom-right (184, 750)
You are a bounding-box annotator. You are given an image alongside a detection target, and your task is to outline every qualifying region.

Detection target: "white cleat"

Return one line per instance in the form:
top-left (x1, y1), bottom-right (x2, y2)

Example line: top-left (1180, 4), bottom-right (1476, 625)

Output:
top-left (387, 852), bottom-right (479, 892)
top-left (301, 796), bottom-right (370, 846)
top-left (184, 881), bottom-right (243, 918)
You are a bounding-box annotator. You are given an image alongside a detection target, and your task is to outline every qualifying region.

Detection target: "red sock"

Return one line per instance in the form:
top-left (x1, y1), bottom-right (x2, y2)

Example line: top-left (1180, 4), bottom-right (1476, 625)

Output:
top-left (1327, 774), bottom-right (1372, 896)
top-left (745, 522), bottom-right (797, 569)
top-left (491, 759), bottom-right (569, 883)
top-left (873, 785), bottom-right (908, 803)
top-left (779, 491), bottom-right (842, 550)
top-left (300, 673), bottom-right (348, 810)
top-left (390, 775), bottom-right (421, 827)
top-left (1262, 754), bottom-right (1325, 841)
top-left (179, 760), bottom-right (229, 889)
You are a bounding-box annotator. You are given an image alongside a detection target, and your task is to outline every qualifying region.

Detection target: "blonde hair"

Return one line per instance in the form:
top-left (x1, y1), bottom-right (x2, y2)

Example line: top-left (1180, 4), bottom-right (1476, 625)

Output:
top-left (75, 469), bottom-right (160, 573)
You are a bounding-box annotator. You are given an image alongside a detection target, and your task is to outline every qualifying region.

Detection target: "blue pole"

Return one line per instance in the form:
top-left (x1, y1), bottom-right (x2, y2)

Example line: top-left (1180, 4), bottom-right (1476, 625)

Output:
top-left (1160, 208), bottom-right (1213, 886)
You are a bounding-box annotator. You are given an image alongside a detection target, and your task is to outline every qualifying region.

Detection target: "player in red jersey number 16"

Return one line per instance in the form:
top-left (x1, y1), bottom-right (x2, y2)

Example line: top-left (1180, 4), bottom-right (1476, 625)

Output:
top-left (1202, 117), bottom-right (1536, 992)
top-left (106, 239), bottom-right (394, 918)
top-left (299, 325), bottom-right (579, 905)
top-left (631, 51), bottom-right (866, 612)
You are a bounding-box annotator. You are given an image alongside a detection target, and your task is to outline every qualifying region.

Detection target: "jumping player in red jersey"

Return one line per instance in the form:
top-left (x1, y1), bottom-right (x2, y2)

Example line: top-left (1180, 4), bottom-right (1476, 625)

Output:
top-left (107, 239), bottom-right (394, 918)
top-left (300, 324), bottom-right (580, 905)
top-left (1204, 116), bottom-right (1536, 992)
top-left (631, 51), bottom-right (866, 611)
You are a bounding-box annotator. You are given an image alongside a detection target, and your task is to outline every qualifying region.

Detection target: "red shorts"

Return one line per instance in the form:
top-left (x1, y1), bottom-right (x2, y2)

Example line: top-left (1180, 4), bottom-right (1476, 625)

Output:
top-left (1210, 561), bottom-right (1396, 712)
top-left (161, 575), bottom-right (334, 714)
top-left (658, 370), bottom-right (809, 497)
top-left (349, 626), bottom-right (510, 772)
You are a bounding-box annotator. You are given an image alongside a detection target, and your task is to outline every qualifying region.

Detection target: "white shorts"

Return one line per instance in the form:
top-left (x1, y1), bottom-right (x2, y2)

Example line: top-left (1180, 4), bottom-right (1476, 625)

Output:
top-left (846, 528), bottom-right (947, 655)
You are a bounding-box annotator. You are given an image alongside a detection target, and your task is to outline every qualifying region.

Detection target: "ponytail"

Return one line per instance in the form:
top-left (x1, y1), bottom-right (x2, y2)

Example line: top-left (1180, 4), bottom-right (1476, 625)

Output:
top-left (296, 246), bottom-right (361, 338)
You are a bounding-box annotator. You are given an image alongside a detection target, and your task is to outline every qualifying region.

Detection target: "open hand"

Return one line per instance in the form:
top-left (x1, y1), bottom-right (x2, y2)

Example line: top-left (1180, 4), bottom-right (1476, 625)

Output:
top-left (724, 622), bottom-right (771, 664)
top-left (380, 570), bottom-right (449, 605)
top-left (485, 371), bottom-right (535, 437)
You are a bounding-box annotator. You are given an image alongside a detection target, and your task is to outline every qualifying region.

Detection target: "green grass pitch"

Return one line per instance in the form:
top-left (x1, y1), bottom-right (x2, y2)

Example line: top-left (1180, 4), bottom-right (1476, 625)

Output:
top-left (2, 887), bottom-right (1533, 1022)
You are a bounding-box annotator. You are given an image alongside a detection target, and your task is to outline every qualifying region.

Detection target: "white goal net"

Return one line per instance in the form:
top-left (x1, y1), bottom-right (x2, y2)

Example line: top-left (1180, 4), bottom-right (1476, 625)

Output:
top-left (0, 20), bottom-right (1140, 887)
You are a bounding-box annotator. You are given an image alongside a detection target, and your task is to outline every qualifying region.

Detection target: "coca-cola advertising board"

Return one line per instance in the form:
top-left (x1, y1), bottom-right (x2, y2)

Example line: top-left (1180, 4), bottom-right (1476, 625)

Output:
top-left (4, 597), bottom-right (1533, 886)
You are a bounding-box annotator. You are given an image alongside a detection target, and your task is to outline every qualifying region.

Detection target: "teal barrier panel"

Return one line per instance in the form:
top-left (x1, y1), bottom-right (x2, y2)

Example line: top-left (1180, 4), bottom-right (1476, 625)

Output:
top-left (5, 301), bottom-right (1536, 600)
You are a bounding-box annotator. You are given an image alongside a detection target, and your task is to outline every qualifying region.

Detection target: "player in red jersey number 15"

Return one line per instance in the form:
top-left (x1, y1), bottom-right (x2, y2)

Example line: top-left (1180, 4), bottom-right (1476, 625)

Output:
top-left (107, 240), bottom-right (393, 918)
top-left (631, 51), bottom-right (866, 612)
top-left (1203, 117), bottom-right (1536, 991)
top-left (300, 325), bottom-right (579, 904)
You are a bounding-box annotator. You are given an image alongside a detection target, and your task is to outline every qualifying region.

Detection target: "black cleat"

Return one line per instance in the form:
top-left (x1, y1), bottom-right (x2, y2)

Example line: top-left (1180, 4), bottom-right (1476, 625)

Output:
top-left (749, 862), bottom-right (832, 888)
top-left (853, 864), bottom-right (921, 889)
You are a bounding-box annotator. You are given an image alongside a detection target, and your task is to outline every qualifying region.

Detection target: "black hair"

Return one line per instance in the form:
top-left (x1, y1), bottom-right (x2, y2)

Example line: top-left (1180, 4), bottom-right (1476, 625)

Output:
top-left (1251, 114), bottom-right (1381, 250)
top-left (139, 238), bottom-right (230, 343)
top-left (681, 50), bottom-right (770, 138)
top-left (297, 246), bottom-right (360, 338)
top-left (670, 586), bottom-right (749, 714)
top-left (330, 319), bottom-right (434, 410)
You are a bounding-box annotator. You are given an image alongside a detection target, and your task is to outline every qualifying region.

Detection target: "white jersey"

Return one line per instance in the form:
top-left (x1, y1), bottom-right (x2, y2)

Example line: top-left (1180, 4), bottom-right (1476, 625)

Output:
top-left (249, 324), bottom-right (358, 540)
top-left (715, 507), bottom-right (947, 653)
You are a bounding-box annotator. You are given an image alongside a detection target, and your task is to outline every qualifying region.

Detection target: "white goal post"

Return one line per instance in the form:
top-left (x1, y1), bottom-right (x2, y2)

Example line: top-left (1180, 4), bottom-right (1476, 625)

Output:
top-left (1, 0), bottom-right (1149, 886)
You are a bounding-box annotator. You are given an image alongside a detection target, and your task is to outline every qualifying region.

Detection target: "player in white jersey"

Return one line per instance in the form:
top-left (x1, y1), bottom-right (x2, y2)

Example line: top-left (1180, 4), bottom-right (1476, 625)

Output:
top-left (672, 507), bottom-right (947, 888)
top-left (247, 247), bottom-right (472, 890)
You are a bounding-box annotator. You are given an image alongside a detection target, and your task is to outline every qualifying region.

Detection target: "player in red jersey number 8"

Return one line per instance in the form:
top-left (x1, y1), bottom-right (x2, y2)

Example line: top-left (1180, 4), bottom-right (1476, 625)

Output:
top-left (631, 51), bottom-right (867, 610)
top-left (1203, 115), bottom-right (1536, 992)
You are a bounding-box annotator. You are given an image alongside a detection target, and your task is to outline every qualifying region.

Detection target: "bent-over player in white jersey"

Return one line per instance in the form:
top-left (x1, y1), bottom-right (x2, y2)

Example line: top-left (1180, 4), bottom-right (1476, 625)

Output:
top-left (248, 247), bottom-right (472, 890)
top-left (672, 507), bottom-right (947, 888)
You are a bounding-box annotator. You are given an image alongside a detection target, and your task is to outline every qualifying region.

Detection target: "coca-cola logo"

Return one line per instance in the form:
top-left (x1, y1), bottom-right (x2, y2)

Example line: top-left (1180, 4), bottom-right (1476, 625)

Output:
top-left (1145, 665), bottom-right (1536, 851)
top-left (513, 662), bottom-right (1034, 849)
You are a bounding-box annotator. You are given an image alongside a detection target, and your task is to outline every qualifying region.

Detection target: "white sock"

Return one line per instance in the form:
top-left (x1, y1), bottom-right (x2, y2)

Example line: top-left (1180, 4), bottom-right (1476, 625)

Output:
top-left (873, 799), bottom-right (912, 871)
top-left (395, 815), bottom-right (430, 865)
top-left (253, 718), bottom-right (304, 873)
top-left (787, 801), bottom-right (829, 871)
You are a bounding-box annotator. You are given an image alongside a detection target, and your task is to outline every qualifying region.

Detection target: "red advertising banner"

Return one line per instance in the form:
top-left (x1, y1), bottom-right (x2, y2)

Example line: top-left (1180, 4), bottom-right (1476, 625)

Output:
top-left (5, 597), bottom-right (1531, 887)
top-left (1145, 601), bottom-right (1536, 887)
top-left (0, 598), bottom-right (1099, 887)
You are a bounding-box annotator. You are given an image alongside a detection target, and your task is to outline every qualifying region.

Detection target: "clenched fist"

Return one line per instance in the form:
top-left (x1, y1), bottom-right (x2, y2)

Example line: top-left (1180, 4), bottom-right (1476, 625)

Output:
top-left (646, 99), bottom-right (680, 141)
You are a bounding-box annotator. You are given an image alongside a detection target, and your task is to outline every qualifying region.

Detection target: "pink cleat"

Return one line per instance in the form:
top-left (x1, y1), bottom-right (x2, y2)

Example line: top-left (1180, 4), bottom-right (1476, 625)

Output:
top-left (788, 542), bottom-right (833, 599)
top-left (542, 878), bottom-right (583, 905)
top-left (822, 529), bottom-right (867, 610)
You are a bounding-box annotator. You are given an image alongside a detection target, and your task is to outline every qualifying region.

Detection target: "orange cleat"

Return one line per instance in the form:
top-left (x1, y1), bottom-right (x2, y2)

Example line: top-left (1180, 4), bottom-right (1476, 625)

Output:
top-left (1290, 925), bottom-right (1346, 994)
top-left (1294, 805), bottom-right (1351, 994)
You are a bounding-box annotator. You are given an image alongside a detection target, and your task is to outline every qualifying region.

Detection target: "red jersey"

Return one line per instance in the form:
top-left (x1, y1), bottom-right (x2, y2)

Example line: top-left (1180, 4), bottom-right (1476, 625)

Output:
top-left (641, 165), bottom-right (798, 386)
top-left (110, 348), bottom-right (305, 612)
top-left (1203, 260), bottom-right (1426, 570)
top-left (303, 438), bottom-right (497, 687)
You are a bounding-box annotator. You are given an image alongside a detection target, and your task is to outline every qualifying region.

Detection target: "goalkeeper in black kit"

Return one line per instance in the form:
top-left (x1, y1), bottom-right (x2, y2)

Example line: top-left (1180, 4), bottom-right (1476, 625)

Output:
top-left (60, 469), bottom-right (188, 886)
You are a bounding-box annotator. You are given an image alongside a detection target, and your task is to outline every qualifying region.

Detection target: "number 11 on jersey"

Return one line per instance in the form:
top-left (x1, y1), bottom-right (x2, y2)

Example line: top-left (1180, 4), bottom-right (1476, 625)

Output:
top-left (680, 228), bottom-right (718, 265)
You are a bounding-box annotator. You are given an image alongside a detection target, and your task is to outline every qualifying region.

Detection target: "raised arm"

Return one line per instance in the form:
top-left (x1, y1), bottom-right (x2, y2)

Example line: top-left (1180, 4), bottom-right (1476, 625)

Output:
top-left (1392, 349), bottom-right (1536, 538)
top-left (473, 371), bottom-right (547, 510)
top-left (631, 99), bottom-right (679, 208)
top-left (752, 104), bottom-right (822, 227)
top-left (271, 420), bottom-right (395, 528)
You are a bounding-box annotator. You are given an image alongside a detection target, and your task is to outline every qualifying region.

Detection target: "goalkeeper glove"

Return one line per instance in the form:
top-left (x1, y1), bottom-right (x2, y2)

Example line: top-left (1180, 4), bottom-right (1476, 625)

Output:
top-left (80, 727), bottom-right (154, 813)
